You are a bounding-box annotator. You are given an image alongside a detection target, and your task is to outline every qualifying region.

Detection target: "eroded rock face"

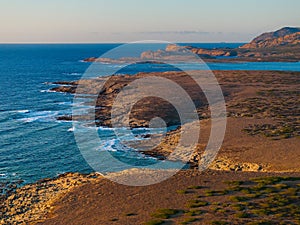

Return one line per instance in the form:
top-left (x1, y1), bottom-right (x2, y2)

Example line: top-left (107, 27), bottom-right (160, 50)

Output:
top-left (240, 27), bottom-right (300, 49)
top-left (209, 158), bottom-right (264, 172)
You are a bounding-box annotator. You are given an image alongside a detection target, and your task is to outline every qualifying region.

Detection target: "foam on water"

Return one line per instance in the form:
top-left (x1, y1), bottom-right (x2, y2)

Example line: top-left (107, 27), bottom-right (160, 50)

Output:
top-left (17, 110), bottom-right (30, 113)
top-left (62, 72), bottom-right (82, 76)
top-left (17, 110), bottom-right (71, 123)
top-left (40, 89), bottom-right (57, 93)
top-left (67, 127), bottom-right (75, 132)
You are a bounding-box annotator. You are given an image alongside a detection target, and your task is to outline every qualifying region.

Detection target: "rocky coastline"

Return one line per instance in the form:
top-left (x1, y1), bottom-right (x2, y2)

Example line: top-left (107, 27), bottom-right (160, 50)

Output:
top-left (50, 70), bottom-right (300, 169)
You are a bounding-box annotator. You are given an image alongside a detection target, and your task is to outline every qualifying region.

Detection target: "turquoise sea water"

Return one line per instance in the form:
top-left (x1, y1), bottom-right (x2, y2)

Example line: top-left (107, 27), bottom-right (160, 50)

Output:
top-left (0, 43), bottom-right (300, 185)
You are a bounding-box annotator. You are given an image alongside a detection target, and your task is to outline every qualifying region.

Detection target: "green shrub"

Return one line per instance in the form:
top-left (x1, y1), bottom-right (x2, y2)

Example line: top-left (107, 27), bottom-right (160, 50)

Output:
top-left (240, 188), bottom-right (252, 194)
top-left (235, 212), bottom-right (250, 218)
top-left (177, 189), bottom-right (189, 194)
top-left (245, 220), bottom-right (274, 225)
top-left (231, 204), bottom-right (246, 211)
top-left (151, 208), bottom-right (180, 219)
top-left (273, 183), bottom-right (289, 189)
top-left (187, 200), bottom-right (209, 208)
top-left (185, 209), bottom-right (203, 216)
top-left (229, 196), bottom-right (249, 202)
top-left (224, 180), bottom-right (244, 186)
top-left (187, 185), bottom-right (203, 190)
top-left (251, 177), bottom-right (283, 185)
top-left (210, 221), bottom-right (229, 225)
top-left (226, 185), bottom-right (242, 192)
top-left (144, 219), bottom-right (165, 225)
top-left (205, 190), bottom-right (228, 196)
top-left (180, 217), bottom-right (198, 224)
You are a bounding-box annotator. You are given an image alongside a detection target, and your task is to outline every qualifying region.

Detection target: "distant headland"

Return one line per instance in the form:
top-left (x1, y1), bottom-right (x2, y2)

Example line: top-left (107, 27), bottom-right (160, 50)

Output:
top-left (84, 27), bottom-right (300, 63)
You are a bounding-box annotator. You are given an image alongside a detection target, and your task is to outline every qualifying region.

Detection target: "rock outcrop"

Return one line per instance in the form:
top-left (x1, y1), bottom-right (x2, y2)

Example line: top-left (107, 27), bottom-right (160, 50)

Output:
top-left (141, 44), bottom-right (237, 60)
top-left (188, 47), bottom-right (237, 57)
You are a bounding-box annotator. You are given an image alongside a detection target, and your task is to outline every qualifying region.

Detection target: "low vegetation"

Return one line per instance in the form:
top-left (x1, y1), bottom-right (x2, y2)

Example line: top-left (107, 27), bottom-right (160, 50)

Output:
top-left (144, 176), bottom-right (300, 224)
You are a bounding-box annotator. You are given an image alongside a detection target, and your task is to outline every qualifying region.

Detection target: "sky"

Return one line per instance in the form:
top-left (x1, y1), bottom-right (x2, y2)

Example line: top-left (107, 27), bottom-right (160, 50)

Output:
top-left (0, 0), bottom-right (300, 43)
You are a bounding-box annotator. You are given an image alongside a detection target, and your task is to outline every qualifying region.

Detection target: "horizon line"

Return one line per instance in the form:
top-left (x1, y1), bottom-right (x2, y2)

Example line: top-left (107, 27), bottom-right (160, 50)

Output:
top-left (0, 41), bottom-right (247, 44)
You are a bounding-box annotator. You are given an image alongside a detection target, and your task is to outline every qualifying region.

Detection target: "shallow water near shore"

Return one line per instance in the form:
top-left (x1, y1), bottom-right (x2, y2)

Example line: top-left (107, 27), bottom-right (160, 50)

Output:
top-left (1, 44), bottom-right (300, 185)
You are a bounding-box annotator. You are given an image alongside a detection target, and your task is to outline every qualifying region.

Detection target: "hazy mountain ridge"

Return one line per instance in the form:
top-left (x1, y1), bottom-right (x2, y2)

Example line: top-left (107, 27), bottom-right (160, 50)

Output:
top-left (241, 27), bottom-right (300, 48)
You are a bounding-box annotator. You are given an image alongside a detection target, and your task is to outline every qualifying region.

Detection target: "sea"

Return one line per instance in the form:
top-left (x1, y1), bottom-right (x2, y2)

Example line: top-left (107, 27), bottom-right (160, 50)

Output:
top-left (1, 43), bottom-right (300, 185)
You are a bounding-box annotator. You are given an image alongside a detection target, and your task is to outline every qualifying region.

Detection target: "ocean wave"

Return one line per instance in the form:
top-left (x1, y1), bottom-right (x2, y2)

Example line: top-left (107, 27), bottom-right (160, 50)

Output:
top-left (97, 126), bottom-right (117, 131)
top-left (98, 139), bottom-right (131, 152)
top-left (67, 127), bottom-right (75, 132)
top-left (57, 101), bottom-right (73, 106)
top-left (42, 82), bottom-right (58, 86)
top-left (4, 109), bottom-right (30, 114)
top-left (62, 72), bottom-right (82, 76)
top-left (0, 173), bottom-right (7, 178)
top-left (17, 109), bottom-right (30, 113)
top-left (96, 139), bottom-right (159, 165)
top-left (109, 64), bottom-right (123, 68)
top-left (40, 89), bottom-right (56, 93)
top-left (17, 110), bottom-right (59, 123)
top-left (0, 172), bottom-right (18, 179)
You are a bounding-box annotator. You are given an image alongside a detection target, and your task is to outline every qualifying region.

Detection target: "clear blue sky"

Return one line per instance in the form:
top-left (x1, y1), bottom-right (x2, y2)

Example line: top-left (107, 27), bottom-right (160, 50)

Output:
top-left (0, 0), bottom-right (299, 43)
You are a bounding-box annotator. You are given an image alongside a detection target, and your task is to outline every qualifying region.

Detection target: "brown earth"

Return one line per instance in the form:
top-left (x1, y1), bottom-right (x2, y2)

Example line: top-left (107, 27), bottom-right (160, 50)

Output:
top-left (37, 171), bottom-right (300, 225)
top-left (2, 170), bottom-right (300, 225)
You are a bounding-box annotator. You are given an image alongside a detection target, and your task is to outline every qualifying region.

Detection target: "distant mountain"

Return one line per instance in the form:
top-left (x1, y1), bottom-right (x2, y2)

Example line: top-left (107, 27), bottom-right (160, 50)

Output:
top-left (241, 27), bottom-right (300, 48)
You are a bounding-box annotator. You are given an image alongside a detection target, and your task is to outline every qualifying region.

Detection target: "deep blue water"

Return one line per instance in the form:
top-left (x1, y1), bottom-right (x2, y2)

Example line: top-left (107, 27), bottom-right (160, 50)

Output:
top-left (0, 44), bottom-right (300, 184)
